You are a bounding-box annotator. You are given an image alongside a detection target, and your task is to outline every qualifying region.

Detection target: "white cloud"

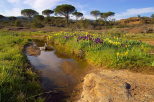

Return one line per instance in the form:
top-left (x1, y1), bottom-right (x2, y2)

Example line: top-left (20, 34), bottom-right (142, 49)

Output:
top-left (81, 10), bottom-right (93, 20)
top-left (2, 8), bottom-right (21, 16)
top-left (63, 1), bottom-right (94, 20)
top-left (115, 7), bottom-right (154, 20)
top-left (23, 0), bottom-right (63, 11)
top-left (2, 0), bottom-right (65, 16)
top-left (2, 0), bottom-right (154, 20)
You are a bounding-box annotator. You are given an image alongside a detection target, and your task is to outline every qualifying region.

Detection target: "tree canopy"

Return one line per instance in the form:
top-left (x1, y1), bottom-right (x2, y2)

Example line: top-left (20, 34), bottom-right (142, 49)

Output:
top-left (90, 10), bottom-right (101, 20)
top-left (0, 15), bottom-right (5, 19)
top-left (8, 16), bottom-right (17, 21)
top-left (42, 9), bottom-right (54, 17)
top-left (151, 14), bottom-right (154, 18)
top-left (33, 15), bottom-right (44, 21)
top-left (54, 4), bottom-right (76, 24)
top-left (21, 9), bottom-right (38, 18)
top-left (101, 12), bottom-right (115, 21)
top-left (72, 11), bottom-right (83, 20)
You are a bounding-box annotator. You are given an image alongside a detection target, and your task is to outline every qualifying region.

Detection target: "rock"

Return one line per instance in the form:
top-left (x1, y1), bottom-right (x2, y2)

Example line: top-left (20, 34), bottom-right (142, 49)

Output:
top-left (78, 70), bottom-right (154, 102)
top-left (26, 45), bottom-right (41, 56)
top-left (45, 46), bottom-right (54, 51)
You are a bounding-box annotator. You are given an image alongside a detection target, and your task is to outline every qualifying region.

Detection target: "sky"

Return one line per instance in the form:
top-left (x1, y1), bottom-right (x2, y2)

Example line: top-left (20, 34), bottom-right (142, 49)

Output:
top-left (0, 0), bottom-right (154, 20)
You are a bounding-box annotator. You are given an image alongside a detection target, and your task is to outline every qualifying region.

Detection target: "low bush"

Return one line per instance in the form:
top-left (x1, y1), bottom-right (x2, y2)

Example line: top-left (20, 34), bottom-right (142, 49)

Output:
top-left (15, 20), bottom-right (23, 27)
top-left (32, 22), bottom-right (44, 28)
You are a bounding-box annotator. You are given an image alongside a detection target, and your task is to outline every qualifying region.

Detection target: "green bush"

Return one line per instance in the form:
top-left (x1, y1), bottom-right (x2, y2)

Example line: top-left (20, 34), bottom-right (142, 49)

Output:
top-left (32, 22), bottom-right (44, 28)
top-left (15, 20), bottom-right (23, 27)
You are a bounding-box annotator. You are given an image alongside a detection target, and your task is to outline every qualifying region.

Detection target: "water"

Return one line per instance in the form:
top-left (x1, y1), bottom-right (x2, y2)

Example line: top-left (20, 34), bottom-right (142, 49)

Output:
top-left (26, 40), bottom-right (88, 102)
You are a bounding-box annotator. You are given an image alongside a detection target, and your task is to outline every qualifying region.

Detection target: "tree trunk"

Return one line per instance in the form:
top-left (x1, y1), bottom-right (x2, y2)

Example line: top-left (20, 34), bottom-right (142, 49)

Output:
top-left (66, 15), bottom-right (69, 27)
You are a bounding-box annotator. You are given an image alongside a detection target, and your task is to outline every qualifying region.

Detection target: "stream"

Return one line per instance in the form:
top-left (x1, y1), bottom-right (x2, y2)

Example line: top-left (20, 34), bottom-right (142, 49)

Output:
top-left (26, 40), bottom-right (88, 102)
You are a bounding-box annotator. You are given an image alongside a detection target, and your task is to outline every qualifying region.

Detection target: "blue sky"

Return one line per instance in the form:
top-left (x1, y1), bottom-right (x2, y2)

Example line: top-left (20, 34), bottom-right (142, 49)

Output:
top-left (0, 0), bottom-right (154, 19)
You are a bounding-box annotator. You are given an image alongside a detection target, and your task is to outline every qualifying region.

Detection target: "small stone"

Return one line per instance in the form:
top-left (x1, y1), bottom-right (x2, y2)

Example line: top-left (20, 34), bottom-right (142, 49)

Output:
top-left (124, 82), bottom-right (131, 89)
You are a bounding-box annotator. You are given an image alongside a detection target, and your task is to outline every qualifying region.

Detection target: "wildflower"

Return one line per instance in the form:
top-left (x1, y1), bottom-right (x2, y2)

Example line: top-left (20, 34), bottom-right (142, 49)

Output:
top-left (116, 51), bottom-right (128, 57)
top-left (48, 36), bottom-right (52, 39)
top-left (104, 38), bottom-right (109, 41)
top-left (114, 42), bottom-right (121, 45)
top-left (94, 38), bottom-right (103, 44)
top-left (85, 32), bottom-right (88, 35)
top-left (116, 52), bottom-right (120, 56)
top-left (108, 40), bottom-right (113, 43)
top-left (124, 51), bottom-right (128, 56)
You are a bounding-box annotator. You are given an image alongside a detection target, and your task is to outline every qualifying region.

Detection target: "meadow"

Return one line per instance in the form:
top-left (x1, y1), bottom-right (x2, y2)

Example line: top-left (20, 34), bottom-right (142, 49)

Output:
top-left (0, 30), bottom-right (154, 102)
top-left (0, 31), bottom-right (44, 102)
top-left (1, 2), bottom-right (154, 102)
top-left (48, 31), bottom-right (154, 73)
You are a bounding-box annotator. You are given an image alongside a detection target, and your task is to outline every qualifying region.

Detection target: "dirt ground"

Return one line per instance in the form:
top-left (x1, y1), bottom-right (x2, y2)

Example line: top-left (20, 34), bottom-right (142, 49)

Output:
top-left (78, 69), bottom-right (154, 102)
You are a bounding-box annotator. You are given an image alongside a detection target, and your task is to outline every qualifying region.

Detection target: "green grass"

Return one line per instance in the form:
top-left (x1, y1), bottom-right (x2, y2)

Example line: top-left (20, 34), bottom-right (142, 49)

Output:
top-left (0, 31), bottom-right (43, 102)
top-left (48, 31), bottom-right (154, 73)
top-left (0, 30), bottom-right (153, 101)
top-left (0, 29), bottom-right (153, 102)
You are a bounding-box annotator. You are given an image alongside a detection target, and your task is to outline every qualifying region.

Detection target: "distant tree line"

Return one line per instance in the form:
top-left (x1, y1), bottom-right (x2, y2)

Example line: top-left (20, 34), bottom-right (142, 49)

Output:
top-left (0, 4), bottom-right (154, 30)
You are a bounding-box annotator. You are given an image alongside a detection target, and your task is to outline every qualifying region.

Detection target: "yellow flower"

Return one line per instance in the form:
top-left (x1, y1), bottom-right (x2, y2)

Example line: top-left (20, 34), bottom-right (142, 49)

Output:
top-left (116, 52), bottom-right (120, 56)
top-left (124, 51), bottom-right (128, 56)
top-left (117, 51), bottom-right (128, 57)
top-left (48, 36), bottom-right (53, 39)
top-left (108, 40), bottom-right (113, 43)
top-left (114, 42), bottom-right (121, 45)
top-left (85, 32), bottom-right (88, 35)
top-left (104, 38), bottom-right (109, 41)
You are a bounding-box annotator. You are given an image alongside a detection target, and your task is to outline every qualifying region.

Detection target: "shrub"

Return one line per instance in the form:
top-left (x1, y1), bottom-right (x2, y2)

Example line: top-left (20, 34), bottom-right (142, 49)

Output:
top-left (15, 20), bottom-right (23, 27)
top-left (32, 22), bottom-right (44, 28)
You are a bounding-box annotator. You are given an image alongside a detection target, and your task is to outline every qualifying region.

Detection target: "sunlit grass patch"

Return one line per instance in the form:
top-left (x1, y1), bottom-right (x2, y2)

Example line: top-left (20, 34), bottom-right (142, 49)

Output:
top-left (48, 31), bottom-right (154, 71)
top-left (0, 31), bottom-right (42, 102)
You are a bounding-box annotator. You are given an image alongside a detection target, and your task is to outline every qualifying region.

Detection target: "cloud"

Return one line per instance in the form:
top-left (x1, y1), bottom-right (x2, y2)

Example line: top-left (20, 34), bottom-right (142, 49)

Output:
top-left (2, 8), bottom-right (21, 16)
top-left (80, 10), bottom-right (93, 19)
top-left (2, 0), bottom-right (154, 20)
top-left (23, 0), bottom-right (63, 11)
top-left (115, 7), bottom-right (154, 20)
top-left (2, 0), bottom-right (65, 16)
top-left (84, 7), bottom-right (154, 20)
top-left (61, 1), bottom-right (94, 19)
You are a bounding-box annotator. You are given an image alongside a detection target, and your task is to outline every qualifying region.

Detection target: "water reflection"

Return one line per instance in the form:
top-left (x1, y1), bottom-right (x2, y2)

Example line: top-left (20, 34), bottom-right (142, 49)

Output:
top-left (27, 41), bottom-right (88, 102)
